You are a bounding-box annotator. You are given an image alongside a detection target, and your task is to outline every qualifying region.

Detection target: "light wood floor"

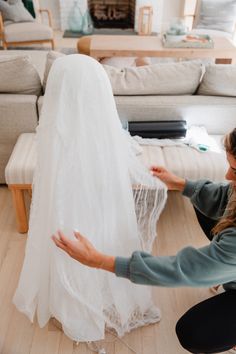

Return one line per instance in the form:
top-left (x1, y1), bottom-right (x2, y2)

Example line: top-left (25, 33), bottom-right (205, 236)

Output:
top-left (0, 185), bottom-right (224, 354)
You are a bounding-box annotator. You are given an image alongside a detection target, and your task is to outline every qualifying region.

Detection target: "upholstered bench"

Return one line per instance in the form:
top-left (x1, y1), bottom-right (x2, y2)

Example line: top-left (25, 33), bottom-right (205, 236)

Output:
top-left (5, 133), bottom-right (227, 233)
top-left (5, 133), bottom-right (36, 233)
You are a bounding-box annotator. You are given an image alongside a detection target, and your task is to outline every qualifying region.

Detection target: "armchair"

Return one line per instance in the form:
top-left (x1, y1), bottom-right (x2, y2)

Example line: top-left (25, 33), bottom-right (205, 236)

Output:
top-left (0, 0), bottom-right (54, 50)
top-left (183, 0), bottom-right (236, 40)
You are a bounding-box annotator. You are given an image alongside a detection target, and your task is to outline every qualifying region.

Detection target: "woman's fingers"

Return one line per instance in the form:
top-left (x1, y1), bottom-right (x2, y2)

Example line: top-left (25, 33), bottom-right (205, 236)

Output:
top-left (74, 231), bottom-right (83, 240)
top-left (150, 166), bottom-right (166, 173)
top-left (52, 235), bottom-right (69, 253)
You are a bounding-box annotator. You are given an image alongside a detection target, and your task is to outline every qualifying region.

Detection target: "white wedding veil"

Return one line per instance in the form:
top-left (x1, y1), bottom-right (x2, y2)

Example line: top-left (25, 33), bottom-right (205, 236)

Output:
top-left (13, 55), bottom-right (167, 341)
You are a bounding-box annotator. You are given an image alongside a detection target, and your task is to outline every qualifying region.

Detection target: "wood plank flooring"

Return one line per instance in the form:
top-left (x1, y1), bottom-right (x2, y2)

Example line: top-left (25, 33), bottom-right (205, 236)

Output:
top-left (0, 186), bottom-right (223, 354)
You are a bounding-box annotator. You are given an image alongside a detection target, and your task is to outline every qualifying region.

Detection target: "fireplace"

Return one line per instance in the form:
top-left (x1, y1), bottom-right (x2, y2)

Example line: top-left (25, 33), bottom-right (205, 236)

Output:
top-left (88, 0), bottom-right (136, 29)
top-left (59, 0), bottom-right (163, 34)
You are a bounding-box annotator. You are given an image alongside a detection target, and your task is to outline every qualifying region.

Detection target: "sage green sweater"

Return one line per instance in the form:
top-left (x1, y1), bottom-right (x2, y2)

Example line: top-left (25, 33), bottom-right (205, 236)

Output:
top-left (115, 180), bottom-right (236, 289)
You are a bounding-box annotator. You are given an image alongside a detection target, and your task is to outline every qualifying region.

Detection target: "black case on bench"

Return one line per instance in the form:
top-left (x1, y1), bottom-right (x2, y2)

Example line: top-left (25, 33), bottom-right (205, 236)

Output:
top-left (128, 120), bottom-right (187, 139)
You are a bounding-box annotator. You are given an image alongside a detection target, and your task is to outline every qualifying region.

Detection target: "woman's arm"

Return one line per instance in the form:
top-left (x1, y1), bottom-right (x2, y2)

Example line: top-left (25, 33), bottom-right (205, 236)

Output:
top-left (52, 230), bottom-right (116, 272)
top-left (53, 228), bottom-right (236, 288)
top-left (151, 166), bottom-right (230, 219)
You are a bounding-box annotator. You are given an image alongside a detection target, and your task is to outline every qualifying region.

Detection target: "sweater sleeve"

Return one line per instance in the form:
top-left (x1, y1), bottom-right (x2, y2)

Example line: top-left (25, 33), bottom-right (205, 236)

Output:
top-left (115, 228), bottom-right (236, 288)
top-left (182, 180), bottom-right (230, 219)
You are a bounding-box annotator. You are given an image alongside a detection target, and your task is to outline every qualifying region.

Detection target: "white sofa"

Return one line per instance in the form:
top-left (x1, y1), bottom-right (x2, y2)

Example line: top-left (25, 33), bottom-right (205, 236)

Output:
top-left (1, 50), bottom-right (235, 184)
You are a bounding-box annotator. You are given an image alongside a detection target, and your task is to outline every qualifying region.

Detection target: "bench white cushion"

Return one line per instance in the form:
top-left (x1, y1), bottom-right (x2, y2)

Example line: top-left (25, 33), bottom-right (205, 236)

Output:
top-left (5, 133), bottom-right (227, 187)
top-left (5, 133), bottom-right (36, 185)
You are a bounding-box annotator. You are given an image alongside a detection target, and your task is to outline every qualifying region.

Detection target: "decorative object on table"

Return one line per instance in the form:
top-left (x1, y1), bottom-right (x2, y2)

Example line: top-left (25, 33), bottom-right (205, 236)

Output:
top-left (165, 18), bottom-right (188, 42)
top-left (138, 6), bottom-right (153, 35)
top-left (162, 33), bottom-right (214, 48)
top-left (67, 0), bottom-right (83, 32)
top-left (81, 9), bottom-right (94, 35)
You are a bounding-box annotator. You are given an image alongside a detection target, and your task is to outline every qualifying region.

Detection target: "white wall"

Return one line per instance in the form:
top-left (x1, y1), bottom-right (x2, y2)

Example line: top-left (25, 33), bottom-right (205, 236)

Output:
top-left (39, 0), bottom-right (60, 29)
top-left (40, 0), bottom-right (185, 31)
top-left (161, 0), bottom-right (185, 31)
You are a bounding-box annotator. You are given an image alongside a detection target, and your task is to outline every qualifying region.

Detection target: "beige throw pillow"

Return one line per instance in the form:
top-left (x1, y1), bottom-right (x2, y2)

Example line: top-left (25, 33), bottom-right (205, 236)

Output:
top-left (198, 64), bottom-right (236, 97)
top-left (43, 51), bottom-right (66, 92)
top-left (0, 55), bottom-right (42, 95)
top-left (103, 61), bottom-right (203, 95)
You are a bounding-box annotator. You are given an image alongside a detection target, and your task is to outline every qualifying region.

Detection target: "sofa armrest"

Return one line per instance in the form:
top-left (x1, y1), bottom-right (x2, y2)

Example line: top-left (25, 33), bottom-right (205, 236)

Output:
top-left (39, 8), bottom-right (53, 28)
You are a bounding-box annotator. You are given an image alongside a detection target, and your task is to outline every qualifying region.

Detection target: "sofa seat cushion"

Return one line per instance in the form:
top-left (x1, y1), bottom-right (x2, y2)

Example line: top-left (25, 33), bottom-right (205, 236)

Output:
top-left (4, 22), bottom-right (53, 42)
top-left (38, 94), bottom-right (236, 136)
top-left (114, 95), bottom-right (236, 135)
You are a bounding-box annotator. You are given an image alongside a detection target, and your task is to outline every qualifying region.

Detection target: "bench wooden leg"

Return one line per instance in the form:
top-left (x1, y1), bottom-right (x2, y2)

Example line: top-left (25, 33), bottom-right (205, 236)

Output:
top-left (9, 186), bottom-right (28, 233)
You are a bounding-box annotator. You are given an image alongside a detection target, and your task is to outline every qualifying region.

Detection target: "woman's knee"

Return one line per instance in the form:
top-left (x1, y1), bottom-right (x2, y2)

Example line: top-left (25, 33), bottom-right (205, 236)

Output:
top-left (175, 314), bottom-right (201, 353)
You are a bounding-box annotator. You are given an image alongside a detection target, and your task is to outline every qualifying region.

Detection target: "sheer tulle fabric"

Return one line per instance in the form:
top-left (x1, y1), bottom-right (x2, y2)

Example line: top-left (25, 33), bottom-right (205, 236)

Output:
top-left (13, 55), bottom-right (167, 341)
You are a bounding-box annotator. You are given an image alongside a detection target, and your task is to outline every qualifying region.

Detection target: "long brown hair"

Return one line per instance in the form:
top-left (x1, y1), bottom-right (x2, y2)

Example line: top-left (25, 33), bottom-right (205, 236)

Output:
top-left (212, 128), bottom-right (236, 234)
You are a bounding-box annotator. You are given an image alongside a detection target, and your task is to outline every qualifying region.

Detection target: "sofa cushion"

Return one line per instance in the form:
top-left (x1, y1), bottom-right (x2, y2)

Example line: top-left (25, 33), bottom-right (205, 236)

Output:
top-left (4, 21), bottom-right (53, 42)
top-left (114, 95), bottom-right (236, 135)
top-left (43, 51), bottom-right (66, 92)
top-left (0, 55), bottom-right (42, 96)
top-left (0, 49), bottom-right (49, 83)
top-left (195, 0), bottom-right (236, 34)
top-left (0, 0), bottom-right (34, 23)
top-left (103, 61), bottom-right (203, 95)
top-left (198, 64), bottom-right (236, 97)
top-left (38, 94), bottom-right (236, 135)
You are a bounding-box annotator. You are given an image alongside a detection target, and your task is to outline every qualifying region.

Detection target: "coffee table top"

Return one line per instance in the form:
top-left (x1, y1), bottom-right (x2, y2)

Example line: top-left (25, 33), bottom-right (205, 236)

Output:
top-left (90, 35), bottom-right (236, 60)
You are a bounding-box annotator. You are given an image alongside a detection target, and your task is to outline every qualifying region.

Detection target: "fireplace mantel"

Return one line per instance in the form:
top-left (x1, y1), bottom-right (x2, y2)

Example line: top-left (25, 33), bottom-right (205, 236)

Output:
top-left (59, 0), bottom-right (163, 33)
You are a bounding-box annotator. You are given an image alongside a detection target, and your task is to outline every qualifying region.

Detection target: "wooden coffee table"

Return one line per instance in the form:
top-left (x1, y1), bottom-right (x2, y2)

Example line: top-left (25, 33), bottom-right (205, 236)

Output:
top-left (90, 35), bottom-right (236, 63)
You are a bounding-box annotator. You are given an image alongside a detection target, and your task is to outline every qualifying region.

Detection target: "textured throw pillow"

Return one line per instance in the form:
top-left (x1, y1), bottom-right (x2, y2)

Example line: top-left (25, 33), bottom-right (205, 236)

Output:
top-left (0, 55), bottom-right (42, 95)
top-left (43, 51), bottom-right (66, 92)
top-left (103, 61), bottom-right (203, 95)
top-left (196, 0), bottom-right (236, 34)
top-left (0, 0), bottom-right (34, 23)
top-left (198, 64), bottom-right (236, 97)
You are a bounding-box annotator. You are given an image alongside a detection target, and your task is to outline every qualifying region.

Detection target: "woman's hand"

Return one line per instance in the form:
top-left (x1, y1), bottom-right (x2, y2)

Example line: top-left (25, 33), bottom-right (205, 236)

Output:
top-left (150, 166), bottom-right (186, 191)
top-left (52, 230), bottom-right (115, 273)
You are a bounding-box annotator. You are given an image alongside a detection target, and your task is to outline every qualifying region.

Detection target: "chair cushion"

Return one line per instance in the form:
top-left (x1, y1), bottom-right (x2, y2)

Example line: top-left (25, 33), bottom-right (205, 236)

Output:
top-left (103, 60), bottom-right (203, 95)
top-left (4, 21), bottom-right (53, 42)
top-left (0, 55), bottom-right (42, 95)
top-left (198, 64), bottom-right (236, 97)
top-left (195, 0), bottom-right (236, 34)
top-left (0, 0), bottom-right (34, 23)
